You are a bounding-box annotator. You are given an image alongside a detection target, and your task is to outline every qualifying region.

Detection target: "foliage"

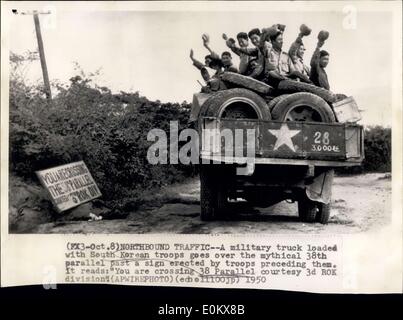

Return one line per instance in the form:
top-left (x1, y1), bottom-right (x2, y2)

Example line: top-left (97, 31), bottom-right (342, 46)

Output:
top-left (336, 126), bottom-right (391, 174)
top-left (362, 126), bottom-right (391, 172)
top-left (9, 55), bottom-right (194, 211)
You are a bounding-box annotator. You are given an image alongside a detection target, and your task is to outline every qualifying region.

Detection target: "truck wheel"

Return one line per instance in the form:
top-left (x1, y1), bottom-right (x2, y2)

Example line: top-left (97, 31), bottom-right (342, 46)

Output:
top-left (267, 94), bottom-right (290, 112)
top-left (298, 197), bottom-right (317, 223)
top-left (277, 79), bottom-right (336, 104)
top-left (316, 202), bottom-right (331, 224)
top-left (200, 88), bottom-right (271, 120)
top-left (271, 92), bottom-right (336, 123)
top-left (200, 165), bottom-right (228, 221)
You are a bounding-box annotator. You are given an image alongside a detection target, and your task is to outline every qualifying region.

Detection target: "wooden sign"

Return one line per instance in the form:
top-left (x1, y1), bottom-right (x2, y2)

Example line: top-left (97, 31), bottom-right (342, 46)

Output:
top-left (36, 161), bottom-right (102, 212)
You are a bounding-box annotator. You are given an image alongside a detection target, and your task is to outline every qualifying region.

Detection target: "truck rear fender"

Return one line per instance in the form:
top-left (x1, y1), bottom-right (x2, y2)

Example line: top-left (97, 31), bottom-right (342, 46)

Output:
top-left (305, 169), bottom-right (334, 204)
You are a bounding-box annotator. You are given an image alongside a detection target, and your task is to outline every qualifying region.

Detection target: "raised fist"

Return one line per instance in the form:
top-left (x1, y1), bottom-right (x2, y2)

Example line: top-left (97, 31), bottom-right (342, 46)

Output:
top-left (318, 30), bottom-right (329, 42)
top-left (299, 24), bottom-right (311, 36)
top-left (222, 33), bottom-right (228, 41)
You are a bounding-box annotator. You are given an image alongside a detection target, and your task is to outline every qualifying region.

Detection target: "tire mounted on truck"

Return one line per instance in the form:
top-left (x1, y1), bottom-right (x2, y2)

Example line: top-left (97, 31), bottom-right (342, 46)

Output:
top-left (271, 92), bottom-right (336, 223)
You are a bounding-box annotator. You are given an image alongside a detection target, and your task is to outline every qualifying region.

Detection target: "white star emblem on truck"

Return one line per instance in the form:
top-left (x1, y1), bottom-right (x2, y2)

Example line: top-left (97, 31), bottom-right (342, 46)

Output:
top-left (268, 123), bottom-right (301, 152)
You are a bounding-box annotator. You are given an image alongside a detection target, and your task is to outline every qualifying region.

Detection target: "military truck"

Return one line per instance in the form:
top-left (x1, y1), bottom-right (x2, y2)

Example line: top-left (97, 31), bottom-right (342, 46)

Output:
top-left (190, 72), bottom-right (364, 224)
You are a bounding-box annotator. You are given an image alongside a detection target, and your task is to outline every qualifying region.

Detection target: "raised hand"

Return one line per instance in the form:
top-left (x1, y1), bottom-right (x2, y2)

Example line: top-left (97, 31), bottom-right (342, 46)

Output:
top-left (202, 33), bottom-right (210, 46)
top-left (189, 49), bottom-right (194, 60)
top-left (299, 24), bottom-right (312, 36)
top-left (222, 33), bottom-right (228, 41)
top-left (318, 30), bottom-right (330, 42)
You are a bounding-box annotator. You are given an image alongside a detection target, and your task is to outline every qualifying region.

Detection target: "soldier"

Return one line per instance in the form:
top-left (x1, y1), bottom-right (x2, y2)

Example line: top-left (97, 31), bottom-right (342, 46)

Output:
top-left (189, 49), bottom-right (226, 92)
top-left (202, 34), bottom-right (238, 73)
top-left (310, 30), bottom-right (330, 90)
top-left (246, 58), bottom-right (259, 76)
top-left (225, 28), bottom-right (267, 79)
top-left (223, 32), bottom-right (250, 75)
top-left (259, 24), bottom-right (290, 86)
top-left (288, 24), bottom-right (312, 83)
top-left (189, 49), bottom-right (213, 82)
top-left (221, 51), bottom-right (238, 73)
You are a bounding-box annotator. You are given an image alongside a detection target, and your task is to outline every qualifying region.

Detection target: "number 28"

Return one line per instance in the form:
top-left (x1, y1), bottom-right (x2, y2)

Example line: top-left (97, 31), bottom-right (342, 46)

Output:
top-left (314, 131), bottom-right (330, 145)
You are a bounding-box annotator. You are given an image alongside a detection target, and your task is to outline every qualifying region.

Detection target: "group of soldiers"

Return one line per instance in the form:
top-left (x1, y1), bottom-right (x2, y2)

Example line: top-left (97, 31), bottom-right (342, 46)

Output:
top-left (190, 24), bottom-right (331, 91)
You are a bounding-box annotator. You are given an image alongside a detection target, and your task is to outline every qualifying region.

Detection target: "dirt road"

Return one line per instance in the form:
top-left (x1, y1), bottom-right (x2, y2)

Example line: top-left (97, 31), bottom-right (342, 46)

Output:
top-left (32, 173), bottom-right (391, 234)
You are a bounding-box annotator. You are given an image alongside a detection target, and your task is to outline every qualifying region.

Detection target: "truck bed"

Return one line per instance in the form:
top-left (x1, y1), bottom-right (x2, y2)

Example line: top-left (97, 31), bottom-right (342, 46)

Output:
top-left (200, 117), bottom-right (364, 167)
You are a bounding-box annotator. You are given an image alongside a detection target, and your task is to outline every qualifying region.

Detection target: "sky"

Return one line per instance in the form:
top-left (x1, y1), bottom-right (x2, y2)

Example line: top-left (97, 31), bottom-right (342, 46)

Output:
top-left (4, 1), bottom-right (402, 126)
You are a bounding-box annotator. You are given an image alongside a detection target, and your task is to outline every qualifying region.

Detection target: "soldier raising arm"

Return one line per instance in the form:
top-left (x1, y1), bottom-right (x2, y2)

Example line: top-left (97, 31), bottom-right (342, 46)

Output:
top-left (261, 24), bottom-right (290, 86)
top-left (288, 24), bottom-right (312, 83)
top-left (309, 31), bottom-right (331, 90)
top-left (202, 34), bottom-right (238, 73)
top-left (223, 32), bottom-right (251, 75)
top-left (225, 28), bottom-right (266, 79)
top-left (189, 49), bottom-right (211, 82)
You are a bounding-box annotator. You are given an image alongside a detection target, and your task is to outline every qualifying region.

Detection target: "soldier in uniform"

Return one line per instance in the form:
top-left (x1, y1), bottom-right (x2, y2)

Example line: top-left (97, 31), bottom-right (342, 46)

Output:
top-left (223, 32), bottom-right (251, 75)
top-left (189, 49), bottom-right (214, 82)
top-left (202, 34), bottom-right (238, 73)
top-left (189, 49), bottom-right (226, 92)
top-left (310, 30), bottom-right (331, 90)
top-left (260, 24), bottom-right (290, 86)
top-left (288, 24), bottom-right (312, 83)
top-left (224, 28), bottom-right (268, 80)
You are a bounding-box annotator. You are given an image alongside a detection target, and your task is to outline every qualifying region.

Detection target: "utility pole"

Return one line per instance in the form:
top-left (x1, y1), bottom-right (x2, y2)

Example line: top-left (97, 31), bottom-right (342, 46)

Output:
top-left (33, 11), bottom-right (51, 100)
top-left (17, 10), bottom-right (52, 99)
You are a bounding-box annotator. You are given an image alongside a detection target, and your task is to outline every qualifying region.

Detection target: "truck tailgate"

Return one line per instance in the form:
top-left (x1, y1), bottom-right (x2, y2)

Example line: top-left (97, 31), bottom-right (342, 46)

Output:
top-left (200, 117), bottom-right (364, 166)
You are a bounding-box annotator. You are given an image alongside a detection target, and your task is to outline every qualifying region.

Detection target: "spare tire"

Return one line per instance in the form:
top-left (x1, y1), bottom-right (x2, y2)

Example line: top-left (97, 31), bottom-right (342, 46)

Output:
top-left (220, 72), bottom-right (274, 95)
top-left (278, 79), bottom-right (336, 104)
top-left (267, 94), bottom-right (290, 112)
top-left (199, 88), bottom-right (271, 120)
top-left (271, 92), bottom-right (336, 123)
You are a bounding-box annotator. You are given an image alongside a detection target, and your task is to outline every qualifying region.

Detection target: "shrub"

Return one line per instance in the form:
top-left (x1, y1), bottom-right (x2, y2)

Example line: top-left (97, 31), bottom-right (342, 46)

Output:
top-left (9, 56), bottom-right (194, 211)
top-left (362, 126), bottom-right (391, 172)
top-left (336, 126), bottom-right (391, 174)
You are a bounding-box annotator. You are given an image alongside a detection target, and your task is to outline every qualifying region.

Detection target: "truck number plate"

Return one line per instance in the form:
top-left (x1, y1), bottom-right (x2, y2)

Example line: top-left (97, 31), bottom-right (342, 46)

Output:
top-left (303, 124), bottom-right (345, 157)
top-left (311, 131), bottom-right (341, 152)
